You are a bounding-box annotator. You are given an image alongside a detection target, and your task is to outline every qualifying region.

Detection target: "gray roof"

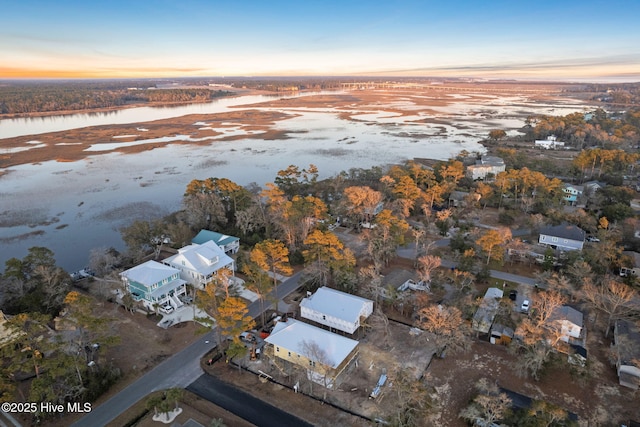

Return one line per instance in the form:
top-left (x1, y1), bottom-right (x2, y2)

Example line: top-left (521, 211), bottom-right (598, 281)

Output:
top-left (549, 305), bottom-right (583, 328)
top-left (539, 223), bottom-right (585, 242)
top-left (382, 269), bottom-right (415, 289)
top-left (479, 156), bottom-right (505, 166)
top-left (615, 320), bottom-right (640, 366)
top-left (622, 251), bottom-right (640, 268)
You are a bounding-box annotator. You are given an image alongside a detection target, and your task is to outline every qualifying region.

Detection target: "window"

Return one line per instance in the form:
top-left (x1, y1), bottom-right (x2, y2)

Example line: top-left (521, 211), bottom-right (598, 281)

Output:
top-left (288, 351), bottom-right (291, 357)
top-left (551, 237), bottom-right (558, 242)
top-left (322, 315), bottom-right (326, 320)
top-left (276, 347), bottom-right (280, 352)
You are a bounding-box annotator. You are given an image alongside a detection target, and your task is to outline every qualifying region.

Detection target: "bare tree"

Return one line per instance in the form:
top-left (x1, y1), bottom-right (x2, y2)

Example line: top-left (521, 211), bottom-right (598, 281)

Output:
top-left (299, 340), bottom-right (334, 390)
top-left (415, 303), bottom-right (471, 356)
top-left (416, 255), bottom-right (441, 284)
top-left (459, 378), bottom-right (511, 426)
top-left (33, 264), bottom-right (71, 312)
top-left (582, 278), bottom-right (638, 337)
top-left (357, 266), bottom-right (384, 304)
top-left (363, 307), bottom-right (390, 348)
top-left (565, 260), bottom-right (593, 286)
top-left (512, 290), bottom-right (567, 380)
top-left (88, 247), bottom-right (120, 277)
top-left (389, 368), bottom-right (433, 426)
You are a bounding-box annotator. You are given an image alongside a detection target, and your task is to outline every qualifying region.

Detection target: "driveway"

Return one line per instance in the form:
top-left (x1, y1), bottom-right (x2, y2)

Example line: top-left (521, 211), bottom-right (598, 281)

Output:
top-left (187, 374), bottom-right (314, 427)
top-left (72, 270), bottom-right (306, 427)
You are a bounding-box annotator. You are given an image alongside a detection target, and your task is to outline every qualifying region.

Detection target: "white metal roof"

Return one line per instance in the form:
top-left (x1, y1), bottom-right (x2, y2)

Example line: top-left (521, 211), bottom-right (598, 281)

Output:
top-left (265, 319), bottom-right (358, 369)
top-left (164, 241), bottom-right (233, 276)
top-left (300, 286), bottom-right (373, 324)
top-left (121, 260), bottom-right (179, 286)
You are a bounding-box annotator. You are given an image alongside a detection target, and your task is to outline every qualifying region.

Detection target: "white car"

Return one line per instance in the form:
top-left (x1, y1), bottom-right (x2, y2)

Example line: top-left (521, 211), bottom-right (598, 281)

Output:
top-left (159, 305), bottom-right (174, 315)
top-left (521, 300), bottom-right (530, 312)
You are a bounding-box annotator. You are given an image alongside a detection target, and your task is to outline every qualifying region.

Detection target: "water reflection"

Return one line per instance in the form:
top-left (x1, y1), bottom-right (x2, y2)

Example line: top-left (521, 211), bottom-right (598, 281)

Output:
top-left (0, 92), bottom-right (318, 139)
top-left (0, 90), bottom-right (593, 271)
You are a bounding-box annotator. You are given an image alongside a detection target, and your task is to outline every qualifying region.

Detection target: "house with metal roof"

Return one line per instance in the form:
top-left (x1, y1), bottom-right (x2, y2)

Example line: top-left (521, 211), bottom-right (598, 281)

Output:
top-left (300, 287), bottom-right (373, 335)
top-left (163, 241), bottom-right (235, 289)
top-left (120, 260), bottom-right (188, 311)
top-left (264, 318), bottom-right (359, 388)
top-left (538, 223), bottom-right (585, 251)
top-left (192, 229), bottom-right (240, 255)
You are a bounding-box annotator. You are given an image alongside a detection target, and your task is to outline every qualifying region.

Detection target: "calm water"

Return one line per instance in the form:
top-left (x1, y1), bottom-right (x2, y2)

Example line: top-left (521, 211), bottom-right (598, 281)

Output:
top-left (0, 93), bottom-right (286, 139)
top-left (0, 91), bottom-right (591, 271)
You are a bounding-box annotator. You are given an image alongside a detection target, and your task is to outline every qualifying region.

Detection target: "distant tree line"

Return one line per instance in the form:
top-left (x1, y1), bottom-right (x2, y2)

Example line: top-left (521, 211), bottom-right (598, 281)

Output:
top-left (583, 82), bottom-right (640, 106)
top-left (226, 78), bottom-right (343, 92)
top-left (0, 80), bottom-right (233, 115)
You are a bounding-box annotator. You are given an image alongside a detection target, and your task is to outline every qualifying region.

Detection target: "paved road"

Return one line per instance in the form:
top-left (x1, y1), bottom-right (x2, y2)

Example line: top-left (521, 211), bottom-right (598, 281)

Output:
top-left (187, 374), bottom-right (313, 427)
top-left (398, 239), bottom-right (537, 287)
top-left (72, 270), bottom-right (305, 427)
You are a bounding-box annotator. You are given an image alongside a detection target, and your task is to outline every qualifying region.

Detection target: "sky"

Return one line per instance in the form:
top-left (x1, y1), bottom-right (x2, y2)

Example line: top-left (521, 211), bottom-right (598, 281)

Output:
top-left (1, 0), bottom-right (639, 81)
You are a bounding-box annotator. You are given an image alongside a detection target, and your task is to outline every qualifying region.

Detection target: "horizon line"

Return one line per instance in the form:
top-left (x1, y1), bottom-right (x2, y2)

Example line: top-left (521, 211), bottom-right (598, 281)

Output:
top-left (1, 74), bottom-right (639, 85)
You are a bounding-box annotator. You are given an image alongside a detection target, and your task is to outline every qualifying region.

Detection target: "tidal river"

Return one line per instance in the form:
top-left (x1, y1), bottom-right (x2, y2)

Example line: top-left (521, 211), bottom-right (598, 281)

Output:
top-left (0, 90), bottom-right (590, 271)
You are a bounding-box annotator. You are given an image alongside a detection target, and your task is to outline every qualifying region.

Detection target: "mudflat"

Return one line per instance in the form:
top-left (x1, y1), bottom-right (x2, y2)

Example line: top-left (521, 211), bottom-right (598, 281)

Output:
top-left (0, 82), bottom-right (584, 170)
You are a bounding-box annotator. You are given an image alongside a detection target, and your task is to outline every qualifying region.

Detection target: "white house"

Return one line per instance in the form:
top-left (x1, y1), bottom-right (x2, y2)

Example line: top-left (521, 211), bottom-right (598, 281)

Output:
top-left (192, 229), bottom-right (240, 255)
top-left (583, 181), bottom-right (605, 194)
top-left (620, 251), bottom-right (640, 277)
top-left (264, 318), bottom-right (359, 388)
top-left (300, 287), bottom-right (374, 334)
top-left (538, 223), bottom-right (585, 251)
top-left (467, 156), bottom-right (505, 180)
top-left (535, 135), bottom-right (565, 149)
top-left (548, 306), bottom-right (584, 343)
top-left (613, 320), bottom-right (640, 390)
top-left (120, 260), bottom-right (188, 311)
top-left (562, 184), bottom-right (584, 205)
top-left (163, 241), bottom-right (235, 289)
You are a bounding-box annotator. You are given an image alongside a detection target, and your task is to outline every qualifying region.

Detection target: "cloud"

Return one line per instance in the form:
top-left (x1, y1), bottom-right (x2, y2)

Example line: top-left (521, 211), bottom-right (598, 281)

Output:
top-left (358, 54), bottom-right (640, 80)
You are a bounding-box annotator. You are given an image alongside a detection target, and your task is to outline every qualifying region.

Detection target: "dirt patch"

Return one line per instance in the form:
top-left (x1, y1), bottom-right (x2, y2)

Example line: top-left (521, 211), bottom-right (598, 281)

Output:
top-left (106, 390), bottom-right (254, 427)
top-left (36, 300), bottom-right (207, 427)
top-left (216, 319), bottom-right (439, 425)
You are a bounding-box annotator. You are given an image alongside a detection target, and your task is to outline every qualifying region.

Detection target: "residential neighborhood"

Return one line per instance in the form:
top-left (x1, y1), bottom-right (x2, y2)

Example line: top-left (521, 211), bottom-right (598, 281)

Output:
top-left (2, 101), bottom-right (640, 427)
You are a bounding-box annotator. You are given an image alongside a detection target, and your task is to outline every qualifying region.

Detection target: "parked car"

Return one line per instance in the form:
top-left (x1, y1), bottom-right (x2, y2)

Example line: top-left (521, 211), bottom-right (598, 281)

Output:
top-left (239, 332), bottom-right (257, 344)
top-left (159, 304), bottom-right (174, 314)
top-left (509, 290), bottom-right (518, 301)
top-left (586, 236), bottom-right (600, 242)
top-left (521, 300), bottom-right (530, 312)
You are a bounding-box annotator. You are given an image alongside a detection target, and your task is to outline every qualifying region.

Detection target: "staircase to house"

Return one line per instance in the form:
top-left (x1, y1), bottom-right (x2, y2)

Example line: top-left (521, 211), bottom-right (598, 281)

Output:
top-left (169, 294), bottom-right (183, 308)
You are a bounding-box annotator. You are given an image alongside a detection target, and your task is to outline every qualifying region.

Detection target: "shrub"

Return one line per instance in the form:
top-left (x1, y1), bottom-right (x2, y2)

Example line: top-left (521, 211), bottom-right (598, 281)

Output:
top-left (498, 211), bottom-right (515, 225)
